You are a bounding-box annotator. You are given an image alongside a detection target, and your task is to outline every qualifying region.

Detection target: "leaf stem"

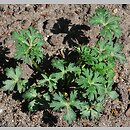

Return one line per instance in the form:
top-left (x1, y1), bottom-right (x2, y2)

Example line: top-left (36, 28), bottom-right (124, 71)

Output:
top-left (32, 59), bottom-right (45, 74)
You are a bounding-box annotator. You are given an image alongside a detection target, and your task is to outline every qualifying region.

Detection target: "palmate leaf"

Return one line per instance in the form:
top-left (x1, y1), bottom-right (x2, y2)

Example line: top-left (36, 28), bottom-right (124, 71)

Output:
top-left (108, 91), bottom-right (119, 100)
top-left (92, 61), bottom-right (115, 82)
top-left (51, 59), bottom-right (66, 80)
top-left (67, 63), bottom-right (80, 73)
top-left (52, 58), bottom-right (80, 80)
top-left (43, 92), bottom-right (51, 101)
top-left (80, 104), bottom-right (90, 118)
top-left (5, 67), bottom-right (21, 79)
top-left (80, 102), bottom-right (104, 120)
top-left (27, 97), bottom-right (43, 112)
top-left (28, 99), bottom-right (37, 112)
top-left (97, 83), bottom-right (119, 101)
top-left (16, 79), bottom-right (28, 93)
top-left (64, 106), bottom-right (76, 124)
top-left (111, 42), bottom-right (126, 64)
top-left (69, 91), bottom-right (82, 109)
top-left (50, 91), bottom-right (80, 124)
top-left (103, 17), bottom-right (121, 39)
top-left (51, 58), bottom-right (65, 71)
top-left (38, 73), bottom-right (58, 92)
top-left (90, 109), bottom-right (100, 120)
top-left (95, 40), bottom-right (114, 63)
top-left (90, 7), bottom-right (122, 40)
top-left (12, 26), bottom-right (44, 64)
top-left (50, 92), bottom-right (66, 111)
top-left (77, 68), bottom-right (105, 100)
top-left (86, 86), bottom-right (98, 101)
top-left (22, 87), bottom-right (37, 101)
top-left (100, 41), bottom-right (126, 64)
top-left (76, 45), bottom-right (98, 65)
top-left (95, 39), bottom-right (126, 64)
top-left (2, 66), bottom-right (27, 93)
top-left (2, 80), bottom-right (16, 91)
top-left (100, 24), bottom-right (121, 40)
top-left (89, 7), bottom-right (109, 26)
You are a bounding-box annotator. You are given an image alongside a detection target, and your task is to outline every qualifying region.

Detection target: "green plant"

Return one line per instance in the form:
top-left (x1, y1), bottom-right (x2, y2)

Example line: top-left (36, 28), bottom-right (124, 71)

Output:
top-left (80, 102), bottom-right (104, 120)
top-left (50, 91), bottom-right (81, 124)
top-left (2, 7), bottom-right (126, 125)
top-left (12, 26), bottom-right (44, 65)
top-left (2, 66), bottom-right (27, 93)
top-left (38, 73), bottom-right (58, 92)
top-left (51, 58), bottom-right (81, 80)
top-left (90, 7), bottom-right (122, 40)
top-left (76, 68), bottom-right (106, 101)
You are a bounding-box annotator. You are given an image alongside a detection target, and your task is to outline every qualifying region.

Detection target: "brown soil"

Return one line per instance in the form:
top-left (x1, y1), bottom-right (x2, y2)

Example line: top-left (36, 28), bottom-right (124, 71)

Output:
top-left (0, 4), bottom-right (130, 127)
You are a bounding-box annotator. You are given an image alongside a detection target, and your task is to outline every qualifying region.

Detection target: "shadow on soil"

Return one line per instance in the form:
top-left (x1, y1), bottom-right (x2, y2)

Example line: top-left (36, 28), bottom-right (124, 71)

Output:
top-left (0, 42), bottom-right (18, 87)
top-left (41, 110), bottom-right (58, 127)
top-left (51, 17), bottom-right (90, 47)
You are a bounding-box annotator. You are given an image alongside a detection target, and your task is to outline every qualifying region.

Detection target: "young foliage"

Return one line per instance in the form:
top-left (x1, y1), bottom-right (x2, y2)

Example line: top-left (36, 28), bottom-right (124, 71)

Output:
top-left (77, 39), bottom-right (126, 67)
top-left (28, 99), bottom-right (37, 112)
top-left (90, 7), bottom-right (122, 40)
top-left (22, 87), bottom-right (38, 111)
top-left (50, 91), bottom-right (81, 124)
top-left (76, 45), bottom-right (98, 65)
top-left (38, 73), bottom-right (58, 92)
top-left (2, 7), bottom-right (126, 125)
top-left (12, 26), bottom-right (44, 64)
top-left (96, 39), bottom-right (126, 64)
top-left (22, 87), bottom-right (37, 101)
top-left (51, 58), bottom-right (81, 80)
top-left (80, 102), bottom-right (104, 120)
top-left (97, 84), bottom-right (119, 101)
top-left (76, 68), bottom-right (106, 101)
top-left (2, 66), bottom-right (27, 93)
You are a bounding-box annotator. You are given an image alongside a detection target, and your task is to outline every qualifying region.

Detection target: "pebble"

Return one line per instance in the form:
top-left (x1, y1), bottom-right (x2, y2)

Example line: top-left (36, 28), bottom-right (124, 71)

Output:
top-left (0, 109), bottom-right (3, 114)
top-left (125, 108), bottom-right (130, 117)
top-left (113, 8), bottom-right (118, 14)
top-left (25, 4), bottom-right (30, 7)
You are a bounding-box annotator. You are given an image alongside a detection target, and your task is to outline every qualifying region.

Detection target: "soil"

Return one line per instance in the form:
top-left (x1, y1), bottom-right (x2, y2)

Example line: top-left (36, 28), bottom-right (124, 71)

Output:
top-left (0, 4), bottom-right (130, 127)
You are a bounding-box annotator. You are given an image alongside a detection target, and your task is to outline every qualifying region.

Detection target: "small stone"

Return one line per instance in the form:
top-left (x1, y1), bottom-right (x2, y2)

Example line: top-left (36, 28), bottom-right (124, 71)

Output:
top-left (25, 4), bottom-right (30, 7)
top-left (30, 114), bottom-right (38, 122)
top-left (127, 87), bottom-right (130, 92)
top-left (126, 108), bottom-right (130, 117)
top-left (44, 36), bottom-right (48, 41)
top-left (0, 109), bottom-right (3, 114)
top-left (113, 8), bottom-right (118, 14)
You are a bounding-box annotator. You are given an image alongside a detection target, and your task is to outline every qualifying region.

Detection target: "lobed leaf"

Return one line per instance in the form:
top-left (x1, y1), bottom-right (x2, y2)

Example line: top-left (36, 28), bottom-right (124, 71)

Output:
top-left (22, 87), bottom-right (37, 101)
top-left (12, 26), bottom-right (44, 64)
top-left (64, 106), bottom-right (76, 124)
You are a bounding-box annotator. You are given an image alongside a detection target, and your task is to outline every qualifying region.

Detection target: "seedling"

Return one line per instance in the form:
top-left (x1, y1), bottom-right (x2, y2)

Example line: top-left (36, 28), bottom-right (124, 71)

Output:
top-left (2, 7), bottom-right (126, 125)
top-left (50, 91), bottom-right (81, 124)
top-left (12, 26), bottom-right (45, 72)
top-left (2, 66), bottom-right (27, 93)
top-left (90, 7), bottom-right (122, 40)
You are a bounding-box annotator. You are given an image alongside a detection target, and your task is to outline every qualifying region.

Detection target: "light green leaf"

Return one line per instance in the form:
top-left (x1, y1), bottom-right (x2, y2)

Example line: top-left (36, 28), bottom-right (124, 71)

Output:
top-left (2, 80), bottom-right (15, 91)
top-left (12, 26), bottom-right (44, 64)
top-left (28, 99), bottom-right (37, 112)
top-left (22, 87), bottom-right (37, 101)
top-left (43, 92), bottom-right (50, 101)
top-left (109, 91), bottom-right (119, 100)
top-left (50, 92), bottom-right (66, 110)
top-left (64, 106), bottom-right (76, 124)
